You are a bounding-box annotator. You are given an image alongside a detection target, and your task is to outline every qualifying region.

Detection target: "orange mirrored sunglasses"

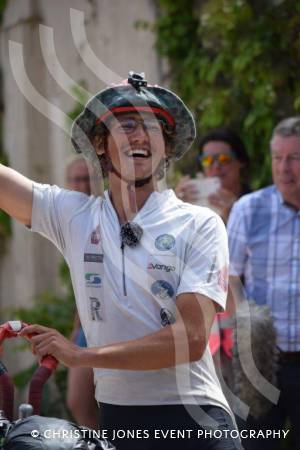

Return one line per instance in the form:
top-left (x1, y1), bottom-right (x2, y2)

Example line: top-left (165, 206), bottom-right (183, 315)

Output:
top-left (199, 151), bottom-right (236, 168)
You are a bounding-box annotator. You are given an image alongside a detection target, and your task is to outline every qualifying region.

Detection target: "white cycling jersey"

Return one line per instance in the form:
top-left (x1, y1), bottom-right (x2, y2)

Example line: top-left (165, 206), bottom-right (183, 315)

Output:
top-left (31, 183), bottom-right (231, 415)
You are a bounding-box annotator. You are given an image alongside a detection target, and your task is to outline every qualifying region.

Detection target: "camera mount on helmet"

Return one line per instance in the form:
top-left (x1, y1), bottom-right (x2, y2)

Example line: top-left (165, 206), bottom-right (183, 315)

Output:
top-left (127, 71), bottom-right (147, 90)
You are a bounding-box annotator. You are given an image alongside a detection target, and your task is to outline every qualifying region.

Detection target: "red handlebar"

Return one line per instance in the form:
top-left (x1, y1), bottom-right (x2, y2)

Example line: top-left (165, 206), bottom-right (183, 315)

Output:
top-left (0, 321), bottom-right (58, 370)
top-left (0, 321), bottom-right (59, 419)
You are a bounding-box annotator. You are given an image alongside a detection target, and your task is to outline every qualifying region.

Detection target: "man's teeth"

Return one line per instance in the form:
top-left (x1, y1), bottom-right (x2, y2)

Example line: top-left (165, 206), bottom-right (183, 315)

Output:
top-left (127, 149), bottom-right (150, 157)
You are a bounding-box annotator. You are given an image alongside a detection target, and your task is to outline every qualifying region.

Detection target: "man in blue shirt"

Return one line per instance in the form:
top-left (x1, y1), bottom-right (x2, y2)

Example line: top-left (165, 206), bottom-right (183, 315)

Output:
top-left (227, 117), bottom-right (300, 449)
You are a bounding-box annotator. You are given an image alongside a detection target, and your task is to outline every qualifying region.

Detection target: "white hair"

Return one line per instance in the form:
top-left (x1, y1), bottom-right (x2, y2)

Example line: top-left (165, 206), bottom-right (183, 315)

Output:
top-left (272, 117), bottom-right (300, 139)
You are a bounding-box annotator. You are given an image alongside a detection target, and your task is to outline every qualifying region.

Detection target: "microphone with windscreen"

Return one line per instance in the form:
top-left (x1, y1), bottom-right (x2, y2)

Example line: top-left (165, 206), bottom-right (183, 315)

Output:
top-left (120, 222), bottom-right (143, 248)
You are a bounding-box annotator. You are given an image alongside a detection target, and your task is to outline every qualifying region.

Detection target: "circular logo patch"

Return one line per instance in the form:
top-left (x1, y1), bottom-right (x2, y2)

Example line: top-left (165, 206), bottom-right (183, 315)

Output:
top-left (151, 280), bottom-right (174, 299)
top-left (155, 234), bottom-right (175, 251)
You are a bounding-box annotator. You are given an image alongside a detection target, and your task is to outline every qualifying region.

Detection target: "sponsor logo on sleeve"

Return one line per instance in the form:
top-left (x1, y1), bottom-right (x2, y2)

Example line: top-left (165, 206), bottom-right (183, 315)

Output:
top-left (151, 280), bottom-right (174, 299)
top-left (218, 265), bottom-right (229, 292)
top-left (160, 308), bottom-right (175, 326)
top-left (85, 273), bottom-right (102, 287)
top-left (89, 297), bottom-right (104, 321)
top-left (84, 253), bottom-right (104, 263)
top-left (155, 234), bottom-right (175, 251)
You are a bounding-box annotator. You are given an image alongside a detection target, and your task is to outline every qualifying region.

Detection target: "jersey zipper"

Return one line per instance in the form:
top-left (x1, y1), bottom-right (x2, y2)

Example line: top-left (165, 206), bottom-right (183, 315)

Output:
top-left (121, 241), bottom-right (127, 296)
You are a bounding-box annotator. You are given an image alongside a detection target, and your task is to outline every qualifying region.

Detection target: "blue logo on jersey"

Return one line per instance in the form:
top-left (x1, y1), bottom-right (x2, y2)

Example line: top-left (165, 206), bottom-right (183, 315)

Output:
top-left (151, 280), bottom-right (174, 299)
top-left (85, 273), bottom-right (102, 287)
top-left (155, 234), bottom-right (175, 251)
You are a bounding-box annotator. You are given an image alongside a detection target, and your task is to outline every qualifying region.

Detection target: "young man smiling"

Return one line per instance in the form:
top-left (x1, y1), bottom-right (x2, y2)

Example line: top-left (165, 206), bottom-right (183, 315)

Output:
top-left (0, 72), bottom-right (242, 449)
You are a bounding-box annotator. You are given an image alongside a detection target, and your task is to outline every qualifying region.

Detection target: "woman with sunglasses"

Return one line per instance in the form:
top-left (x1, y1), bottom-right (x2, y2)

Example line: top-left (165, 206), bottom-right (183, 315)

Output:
top-left (176, 127), bottom-right (251, 222)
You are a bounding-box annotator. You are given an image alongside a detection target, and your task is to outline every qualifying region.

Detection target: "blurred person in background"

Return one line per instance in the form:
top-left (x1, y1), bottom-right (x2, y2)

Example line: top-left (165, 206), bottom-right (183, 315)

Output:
top-left (176, 127), bottom-right (251, 223)
top-left (65, 155), bottom-right (98, 429)
top-left (65, 155), bottom-right (91, 197)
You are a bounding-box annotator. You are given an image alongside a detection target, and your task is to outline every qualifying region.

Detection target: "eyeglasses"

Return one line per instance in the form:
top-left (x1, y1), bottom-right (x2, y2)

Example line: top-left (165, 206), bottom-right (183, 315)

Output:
top-left (199, 151), bottom-right (236, 168)
top-left (110, 118), bottom-right (174, 136)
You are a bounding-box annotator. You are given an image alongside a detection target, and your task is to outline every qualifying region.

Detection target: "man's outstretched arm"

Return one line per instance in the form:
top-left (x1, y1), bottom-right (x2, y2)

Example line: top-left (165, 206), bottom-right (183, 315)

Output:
top-left (0, 164), bottom-right (33, 227)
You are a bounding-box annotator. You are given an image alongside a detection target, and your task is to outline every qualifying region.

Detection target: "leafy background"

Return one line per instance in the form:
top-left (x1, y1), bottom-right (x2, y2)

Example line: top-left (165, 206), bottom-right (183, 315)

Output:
top-left (153, 0), bottom-right (300, 189)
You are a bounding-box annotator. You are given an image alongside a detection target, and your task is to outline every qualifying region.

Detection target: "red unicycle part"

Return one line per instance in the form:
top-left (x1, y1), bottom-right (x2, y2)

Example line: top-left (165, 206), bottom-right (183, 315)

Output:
top-left (0, 321), bottom-right (58, 416)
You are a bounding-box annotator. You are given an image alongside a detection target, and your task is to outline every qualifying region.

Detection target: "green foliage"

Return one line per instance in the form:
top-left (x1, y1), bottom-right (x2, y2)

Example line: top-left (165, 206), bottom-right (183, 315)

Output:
top-left (154, 0), bottom-right (300, 188)
top-left (0, 210), bottom-right (11, 240)
top-left (67, 82), bottom-right (89, 122)
top-left (12, 289), bottom-right (74, 336)
top-left (11, 261), bottom-right (75, 343)
top-left (0, 0), bottom-right (6, 22)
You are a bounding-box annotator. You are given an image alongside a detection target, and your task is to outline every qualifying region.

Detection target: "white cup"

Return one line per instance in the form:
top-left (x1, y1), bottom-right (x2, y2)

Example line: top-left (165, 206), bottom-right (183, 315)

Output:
top-left (191, 174), bottom-right (221, 213)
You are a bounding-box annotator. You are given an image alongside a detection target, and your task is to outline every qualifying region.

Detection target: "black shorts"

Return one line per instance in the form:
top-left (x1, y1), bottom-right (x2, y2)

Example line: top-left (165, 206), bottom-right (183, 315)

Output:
top-left (98, 403), bottom-right (243, 450)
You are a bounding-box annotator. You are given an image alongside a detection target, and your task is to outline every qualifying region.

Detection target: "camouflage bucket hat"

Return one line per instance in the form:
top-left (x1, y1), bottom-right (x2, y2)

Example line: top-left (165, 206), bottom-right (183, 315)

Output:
top-left (71, 72), bottom-right (196, 161)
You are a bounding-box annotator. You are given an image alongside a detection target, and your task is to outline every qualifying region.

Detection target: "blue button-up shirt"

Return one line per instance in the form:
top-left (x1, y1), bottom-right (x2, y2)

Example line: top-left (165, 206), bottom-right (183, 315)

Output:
top-left (227, 185), bottom-right (300, 351)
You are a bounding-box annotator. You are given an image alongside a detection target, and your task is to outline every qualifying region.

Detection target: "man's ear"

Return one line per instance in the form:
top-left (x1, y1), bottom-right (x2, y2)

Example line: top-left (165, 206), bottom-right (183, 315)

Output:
top-left (93, 135), bottom-right (105, 156)
top-left (165, 143), bottom-right (173, 160)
